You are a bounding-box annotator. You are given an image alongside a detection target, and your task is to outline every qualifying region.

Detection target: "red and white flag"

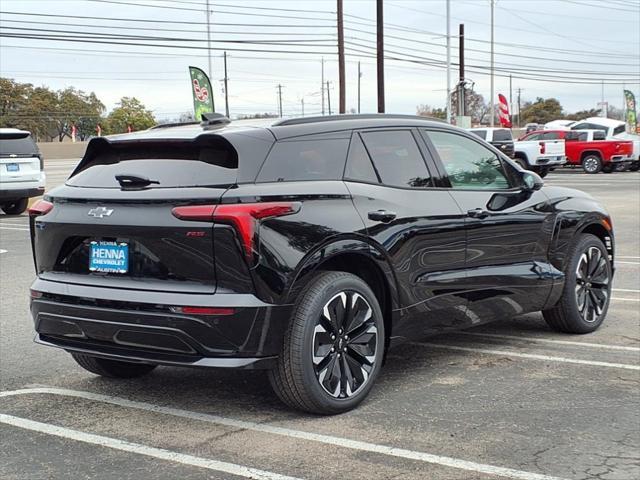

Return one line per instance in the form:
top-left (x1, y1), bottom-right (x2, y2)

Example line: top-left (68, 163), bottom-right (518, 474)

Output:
top-left (498, 94), bottom-right (512, 128)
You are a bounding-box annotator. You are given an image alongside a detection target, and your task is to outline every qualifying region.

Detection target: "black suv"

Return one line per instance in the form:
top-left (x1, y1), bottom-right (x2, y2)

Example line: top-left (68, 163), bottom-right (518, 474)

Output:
top-left (29, 114), bottom-right (615, 414)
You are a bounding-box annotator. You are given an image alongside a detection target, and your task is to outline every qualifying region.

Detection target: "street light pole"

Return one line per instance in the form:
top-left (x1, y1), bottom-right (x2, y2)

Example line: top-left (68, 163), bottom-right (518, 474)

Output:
top-left (205, 0), bottom-right (212, 82)
top-left (446, 0), bottom-right (451, 123)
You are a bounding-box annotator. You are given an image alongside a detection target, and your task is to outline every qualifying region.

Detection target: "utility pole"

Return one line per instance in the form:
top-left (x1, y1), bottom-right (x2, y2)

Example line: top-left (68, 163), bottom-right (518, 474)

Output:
top-left (277, 84), bottom-right (283, 117)
top-left (326, 81), bottom-right (332, 115)
top-left (517, 87), bottom-right (521, 128)
top-left (490, 0), bottom-right (495, 127)
top-left (376, 0), bottom-right (385, 113)
top-left (357, 61), bottom-right (362, 114)
top-left (446, 0), bottom-right (451, 123)
top-left (458, 23), bottom-right (465, 117)
top-left (205, 0), bottom-right (212, 82)
top-left (223, 51), bottom-right (229, 118)
top-left (337, 0), bottom-right (346, 114)
top-left (321, 57), bottom-right (325, 115)
top-left (509, 73), bottom-right (512, 125)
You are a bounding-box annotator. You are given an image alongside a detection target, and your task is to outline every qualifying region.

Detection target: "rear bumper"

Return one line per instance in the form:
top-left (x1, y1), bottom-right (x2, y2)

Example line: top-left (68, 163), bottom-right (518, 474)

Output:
top-left (536, 156), bottom-right (566, 166)
top-left (30, 278), bottom-right (293, 369)
top-left (609, 155), bottom-right (634, 163)
top-left (0, 186), bottom-right (45, 199)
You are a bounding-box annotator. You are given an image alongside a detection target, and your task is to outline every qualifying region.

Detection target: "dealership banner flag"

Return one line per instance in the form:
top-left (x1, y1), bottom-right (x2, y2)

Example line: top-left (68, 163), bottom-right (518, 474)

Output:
top-left (624, 89), bottom-right (637, 134)
top-left (498, 93), bottom-right (512, 128)
top-left (189, 66), bottom-right (215, 120)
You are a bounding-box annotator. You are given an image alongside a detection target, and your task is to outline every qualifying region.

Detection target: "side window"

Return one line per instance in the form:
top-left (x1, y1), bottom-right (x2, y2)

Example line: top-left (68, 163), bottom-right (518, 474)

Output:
top-left (344, 134), bottom-right (380, 184)
top-left (427, 131), bottom-right (512, 190)
top-left (543, 132), bottom-right (560, 140)
top-left (360, 130), bottom-right (432, 188)
top-left (470, 130), bottom-right (487, 140)
top-left (257, 134), bottom-right (349, 182)
top-left (493, 129), bottom-right (513, 141)
top-left (593, 131), bottom-right (606, 140)
top-left (525, 133), bottom-right (542, 141)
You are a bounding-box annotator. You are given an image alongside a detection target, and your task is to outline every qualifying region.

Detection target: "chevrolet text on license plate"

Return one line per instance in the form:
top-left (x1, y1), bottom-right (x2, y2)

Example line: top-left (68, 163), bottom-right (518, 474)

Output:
top-left (89, 241), bottom-right (129, 273)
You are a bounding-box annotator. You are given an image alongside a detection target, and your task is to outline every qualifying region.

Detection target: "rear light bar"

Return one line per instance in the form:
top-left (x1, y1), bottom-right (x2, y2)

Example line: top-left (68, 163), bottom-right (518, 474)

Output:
top-left (28, 199), bottom-right (53, 217)
top-left (170, 306), bottom-right (235, 315)
top-left (172, 202), bottom-right (301, 259)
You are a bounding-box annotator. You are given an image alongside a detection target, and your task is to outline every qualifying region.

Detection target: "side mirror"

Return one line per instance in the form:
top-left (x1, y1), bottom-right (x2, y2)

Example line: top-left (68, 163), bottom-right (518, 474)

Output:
top-left (521, 170), bottom-right (544, 191)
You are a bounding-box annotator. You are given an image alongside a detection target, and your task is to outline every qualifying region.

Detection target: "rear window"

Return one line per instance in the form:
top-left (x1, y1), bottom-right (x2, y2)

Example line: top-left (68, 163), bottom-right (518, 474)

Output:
top-left (613, 125), bottom-right (626, 136)
top-left (256, 134), bottom-right (349, 182)
top-left (542, 132), bottom-right (561, 140)
top-left (67, 142), bottom-right (237, 188)
top-left (0, 133), bottom-right (38, 156)
top-left (470, 130), bottom-right (487, 140)
top-left (492, 129), bottom-right (512, 141)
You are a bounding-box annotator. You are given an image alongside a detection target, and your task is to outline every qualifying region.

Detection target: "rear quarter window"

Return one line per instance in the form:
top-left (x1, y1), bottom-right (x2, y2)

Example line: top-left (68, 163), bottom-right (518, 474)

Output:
top-left (256, 134), bottom-right (349, 182)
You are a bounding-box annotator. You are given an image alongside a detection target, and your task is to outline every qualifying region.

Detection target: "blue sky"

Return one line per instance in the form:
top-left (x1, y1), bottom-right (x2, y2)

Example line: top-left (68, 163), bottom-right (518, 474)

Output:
top-left (1, 0), bottom-right (639, 120)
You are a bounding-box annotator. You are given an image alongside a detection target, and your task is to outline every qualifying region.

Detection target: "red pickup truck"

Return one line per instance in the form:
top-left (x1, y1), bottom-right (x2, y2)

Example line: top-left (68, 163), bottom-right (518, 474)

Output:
top-left (520, 129), bottom-right (634, 173)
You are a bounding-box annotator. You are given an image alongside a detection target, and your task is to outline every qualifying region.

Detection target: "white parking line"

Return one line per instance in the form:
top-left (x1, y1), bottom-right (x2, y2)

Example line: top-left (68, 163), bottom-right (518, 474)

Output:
top-left (0, 249), bottom-right (7, 254)
top-left (0, 222), bottom-right (29, 227)
top-left (617, 256), bottom-right (640, 259)
top-left (612, 297), bottom-right (640, 302)
top-left (613, 288), bottom-right (640, 293)
top-left (616, 261), bottom-right (640, 265)
top-left (0, 387), bottom-right (569, 480)
top-left (456, 332), bottom-right (640, 352)
top-left (0, 413), bottom-right (301, 480)
top-left (0, 226), bottom-right (29, 231)
top-left (416, 343), bottom-right (640, 370)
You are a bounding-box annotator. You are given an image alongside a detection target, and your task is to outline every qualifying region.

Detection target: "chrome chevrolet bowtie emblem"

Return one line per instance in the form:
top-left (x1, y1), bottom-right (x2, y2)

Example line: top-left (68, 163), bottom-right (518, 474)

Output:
top-left (88, 206), bottom-right (114, 218)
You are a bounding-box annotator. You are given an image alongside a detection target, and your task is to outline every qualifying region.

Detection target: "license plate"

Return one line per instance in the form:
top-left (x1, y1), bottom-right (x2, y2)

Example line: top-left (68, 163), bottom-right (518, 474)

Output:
top-left (6, 163), bottom-right (19, 172)
top-left (89, 241), bottom-right (129, 273)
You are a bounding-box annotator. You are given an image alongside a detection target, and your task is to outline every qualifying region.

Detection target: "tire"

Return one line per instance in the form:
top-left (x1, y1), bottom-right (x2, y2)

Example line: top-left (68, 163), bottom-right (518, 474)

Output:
top-left (71, 353), bottom-right (157, 378)
top-left (543, 234), bottom-right (612, 334)
top-left (536, 167), bottom-right (549, 178)
top-left (582, 155), bottom-right (602, 174)
top-left (629, 161), bottom-right (639, 172)
top-left (1, 198), bottom-right (29, 215)
top-left (514, 157), bottom-right (529, 170)
top-left (268, 271), bottom-right (385, 414)
top-left (601, 164), bottom-right (613, 173)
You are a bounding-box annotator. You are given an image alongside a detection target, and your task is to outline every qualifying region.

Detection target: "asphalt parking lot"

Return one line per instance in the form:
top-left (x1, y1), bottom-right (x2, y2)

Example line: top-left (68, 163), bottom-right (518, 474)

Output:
top-left (1, 159), bottom-right (638, 480)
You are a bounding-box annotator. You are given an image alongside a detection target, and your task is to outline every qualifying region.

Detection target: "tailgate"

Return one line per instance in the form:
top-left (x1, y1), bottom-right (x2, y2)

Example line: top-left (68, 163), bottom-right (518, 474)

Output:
top-left (542, 140), bottom-right (565, 156)
top-left (0, 155), bottom-right (41, 183)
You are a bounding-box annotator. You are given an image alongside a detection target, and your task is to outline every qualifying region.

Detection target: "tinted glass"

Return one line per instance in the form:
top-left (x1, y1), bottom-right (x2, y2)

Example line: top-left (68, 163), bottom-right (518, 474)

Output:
top-left (428, 131), bottom-right (511, 190)
top-left (524, 133), bottom-right (542, 141)
top-left (68, 144), bottom-right (237, 188)
top-left (613, 125), bottom-right (626, 135)
top-left (344, 134), bottom-right (379, 183)
top-left (493, 129), bottom-right (513, 141)
top-left (593, 131), bottom-right (606, 140)
top-left (578, 132), bottom-right (589, 141)
top-left (470, 130), bottom-right (487, 140)
top-left (543, 132), bottom-right (560, 140)
top-left (360, 130), bottom-right (432, 188)
top-left (257, 135), bottom-right (349, 182)
top-left (0, 134), bottom-right (38, 156)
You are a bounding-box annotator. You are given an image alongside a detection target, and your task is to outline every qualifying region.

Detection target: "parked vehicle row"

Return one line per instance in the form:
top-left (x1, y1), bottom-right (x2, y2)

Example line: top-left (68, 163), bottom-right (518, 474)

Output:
top-left (519, 129), bottom-right (634, 174)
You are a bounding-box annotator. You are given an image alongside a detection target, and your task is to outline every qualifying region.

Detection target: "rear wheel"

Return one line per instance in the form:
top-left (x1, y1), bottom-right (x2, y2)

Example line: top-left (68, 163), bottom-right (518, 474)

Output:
top-left (629, 161), bottom-right (639, 172)
top-left (71, 353), bottom-right (157, 378)
top-left (269, 272), bottom-right (385, 414)
top-left (1, 198), bottom-right (28, 215)
top-left (534, 167), bottom-right (549, 178)
top-left (601, 164), bottom-right (614, 173)
top-left (582, 155), bottom-right (602, 174)
top-left (543, 234), bottom-right (612, 334)
top-left (514, 157), bottom-right (529, 170)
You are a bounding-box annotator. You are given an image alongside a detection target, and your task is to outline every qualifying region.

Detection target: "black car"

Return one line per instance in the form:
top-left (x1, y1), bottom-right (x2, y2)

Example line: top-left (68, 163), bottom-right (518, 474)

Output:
top-left (29, 114), bottom-right (615, 414)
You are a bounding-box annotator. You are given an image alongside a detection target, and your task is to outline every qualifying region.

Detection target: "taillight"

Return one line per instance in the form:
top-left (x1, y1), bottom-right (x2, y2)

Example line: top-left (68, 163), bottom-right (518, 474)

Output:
top-left (172, 202), bottom-right (301, 259)
top-left (539, 141), bottom-right (546, 155)
top-left (28, 199), bottom-right (53, 217)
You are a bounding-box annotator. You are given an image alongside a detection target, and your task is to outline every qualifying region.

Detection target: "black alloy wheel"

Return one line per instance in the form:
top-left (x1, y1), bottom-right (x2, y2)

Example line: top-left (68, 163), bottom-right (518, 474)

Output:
top-left (312, 291), bottom-right (378, 398)
top-left (574, 246), bottom-right (610, 324)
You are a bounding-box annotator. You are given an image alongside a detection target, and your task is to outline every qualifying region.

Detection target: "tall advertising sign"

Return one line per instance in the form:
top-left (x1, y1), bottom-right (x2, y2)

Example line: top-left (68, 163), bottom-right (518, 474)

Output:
top-left (189, 66), bottom-right (215, 121)
top-left (623, 89), bottom-right (637, 134)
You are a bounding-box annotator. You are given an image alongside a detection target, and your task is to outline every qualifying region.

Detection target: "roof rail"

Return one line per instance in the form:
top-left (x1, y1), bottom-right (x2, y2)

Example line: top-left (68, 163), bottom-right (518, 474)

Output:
top-left (200, 112), bottom-right (231, 129)
top-left (272, 113), bottom-right (445, 127)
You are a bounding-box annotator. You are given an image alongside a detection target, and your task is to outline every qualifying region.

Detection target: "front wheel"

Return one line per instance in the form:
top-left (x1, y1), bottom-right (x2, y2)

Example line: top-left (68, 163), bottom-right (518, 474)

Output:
top-left (269, 272), bottom-right (385, 414)
top-left (71, 353), bottom-right (157, 378)
top-left (543, 234), bottom-right (612, 334)
top-left (582, 155), bottom-right (602, 174)
top-left (514, 157), bottom-right (529, 170)
top-left (1, 198), bottom-right (28, 215)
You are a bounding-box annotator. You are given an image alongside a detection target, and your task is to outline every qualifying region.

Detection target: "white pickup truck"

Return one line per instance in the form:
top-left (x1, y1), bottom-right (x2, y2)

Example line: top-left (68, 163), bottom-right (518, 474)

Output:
top-left (571, 117), bottom-right (640, 171)
top-left (513, 135), bottom-right (566, 177)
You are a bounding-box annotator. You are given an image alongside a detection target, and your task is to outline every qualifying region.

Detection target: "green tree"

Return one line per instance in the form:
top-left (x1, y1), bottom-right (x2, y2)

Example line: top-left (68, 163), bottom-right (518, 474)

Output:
top-left (106, 97), bottom-right (155, 134)
top-left (520, 97), bottom-right (563, 124)
top-left (57, 87), bottom-right (105, 141)
top-left (416, 104), bottom-right (447, 120)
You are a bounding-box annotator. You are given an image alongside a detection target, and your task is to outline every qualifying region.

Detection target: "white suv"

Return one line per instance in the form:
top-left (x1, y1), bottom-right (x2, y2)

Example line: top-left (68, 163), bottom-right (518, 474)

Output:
top-left (0, 129), bottom-right (46, 214)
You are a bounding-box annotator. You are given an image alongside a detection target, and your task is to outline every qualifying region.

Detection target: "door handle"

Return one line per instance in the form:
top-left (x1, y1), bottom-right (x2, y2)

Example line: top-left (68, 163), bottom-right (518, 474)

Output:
top-left (467, 208), bottom-right (489, 219)
top-left (368, 210), bottom-right (397, 223)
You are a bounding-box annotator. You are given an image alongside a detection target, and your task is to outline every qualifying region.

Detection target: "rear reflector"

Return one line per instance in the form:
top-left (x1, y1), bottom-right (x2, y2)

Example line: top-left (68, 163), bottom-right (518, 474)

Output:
top-left (172, 202), bottom-right (301, 259)
top-left (28, 199), bottom-right (53, 217)
top-left (30, 289), bottom-right (43, 299)
top-left (170, 306), bottom-right (235, 315)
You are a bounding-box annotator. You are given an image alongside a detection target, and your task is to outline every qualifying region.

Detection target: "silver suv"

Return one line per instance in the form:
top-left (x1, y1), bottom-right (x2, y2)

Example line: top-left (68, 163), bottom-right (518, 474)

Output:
top-left (0, 128), bottom-right (46, 214)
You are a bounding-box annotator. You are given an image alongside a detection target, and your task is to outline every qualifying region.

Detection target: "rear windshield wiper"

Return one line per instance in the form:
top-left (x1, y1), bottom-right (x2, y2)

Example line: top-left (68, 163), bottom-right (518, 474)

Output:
top-left (115, 174), bottom-right (160, 189)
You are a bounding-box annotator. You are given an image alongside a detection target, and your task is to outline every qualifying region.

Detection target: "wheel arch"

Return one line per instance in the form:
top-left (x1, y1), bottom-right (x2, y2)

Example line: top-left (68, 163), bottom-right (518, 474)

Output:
top-left (580, 150), bottom-right (603, 161)
top-left (285, 238), bottom-right (400, 349)
top-left (579, 222), bottom-right (614, 262)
